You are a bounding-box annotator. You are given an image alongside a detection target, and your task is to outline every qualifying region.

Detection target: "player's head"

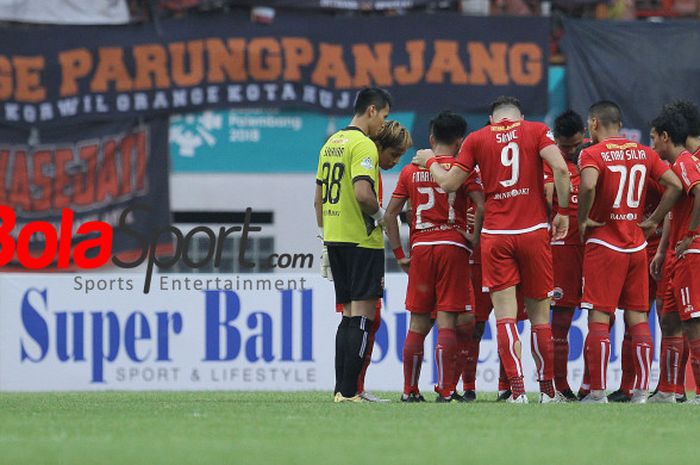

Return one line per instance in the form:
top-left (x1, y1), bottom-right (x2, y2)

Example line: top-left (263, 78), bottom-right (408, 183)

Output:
top-left (353, 87), bottom-right (392, 137)
top-left (587, 100), bottom-right (622, 142)
top-left (373, 120), bottom-right (412, 170)
top-left (428, 111), bottom-right (467, 156)
top-left (489, 96), bottom-right (523, 123)
top-left (650, 109), bottom-right (689, 159)
top-left (554, 110), bottom-right (585, 160)
top-left (664, 100), bottom-right (700, 138)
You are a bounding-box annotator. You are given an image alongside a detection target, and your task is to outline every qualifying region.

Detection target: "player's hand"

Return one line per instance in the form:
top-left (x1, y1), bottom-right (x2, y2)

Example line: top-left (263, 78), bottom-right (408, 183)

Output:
top-left (320, 245), bottom-right (333, 281)
top-left (675, 236), bottom-right (693, 257)
top-left (457, 228), bottom-right (478, 249)
top-left (412, 149), bottom-right (435, 168)
top-left (398, 257), bottom-right (411, 274)
top-left (578, 217), bottom-right (605, 242)
top-left (466, 211), bottom-right (476, 228)
top-left (638, 218), bottom-right (659, 239)
top-left (551, 213), bottom-right (570, 241)
top-left (649, 251), bottom-right (665, 281)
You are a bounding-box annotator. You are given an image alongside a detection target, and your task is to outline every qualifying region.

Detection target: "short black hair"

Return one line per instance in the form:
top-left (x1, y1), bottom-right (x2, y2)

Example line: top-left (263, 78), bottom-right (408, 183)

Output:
top-left (554, 110), bottom-right (585, 138)
top-left (665, 100), bottom-right (700, 137)
top-left (353, 87), bottom-right (392, 115)
top-left (588, 100), bottom-right (622, 127)
top-left (490, 95), bottom-right (522, 116)
top-left (429, 111), bottom-right (468, 145)
top-left (651, 109), bottom-right (689, 146)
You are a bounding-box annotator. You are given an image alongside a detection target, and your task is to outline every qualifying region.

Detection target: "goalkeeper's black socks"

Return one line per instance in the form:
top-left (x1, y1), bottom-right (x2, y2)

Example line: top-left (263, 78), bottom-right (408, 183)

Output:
top-left (340, 316), bottom-right (373, 398)
top-left (334, 316), bottom-right (351, 394)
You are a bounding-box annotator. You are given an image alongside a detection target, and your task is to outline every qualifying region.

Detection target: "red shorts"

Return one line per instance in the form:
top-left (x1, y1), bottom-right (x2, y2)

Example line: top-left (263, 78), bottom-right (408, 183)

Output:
top-left (481, 228), bottom-right (553, 299)
top-left (581, 244), bottom-right (649, 313)
top-left (406, 245), bottom-right (473, 314)
top-left (335, 300), bottom-right (382, 313)
top-left (472, 262), bottom-right (526, 322)
top-left (551, 244), bottom-right (584, 308)
top-left (663, 254), bottom-right (700, 321)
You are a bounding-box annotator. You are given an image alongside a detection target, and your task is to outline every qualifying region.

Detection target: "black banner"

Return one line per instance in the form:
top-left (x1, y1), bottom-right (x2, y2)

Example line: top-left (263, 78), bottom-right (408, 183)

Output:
top-left (563, 19), bottom-right (700, 144)
top-left (0, 12), bottom-right (548, 127)
top-left (0, 117), bottom-right (171, 259)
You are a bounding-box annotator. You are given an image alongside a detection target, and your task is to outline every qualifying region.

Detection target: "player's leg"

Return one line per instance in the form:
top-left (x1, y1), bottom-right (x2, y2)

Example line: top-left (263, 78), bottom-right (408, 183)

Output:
top-left (433, 245), bottom-right (472, 402)
top-left (357, 300), bottom-right (388, 402)
top-left (518, 229), bottom-right (557, 402)
top-left (327, 246), bottom-right (352, 398)
top-left (401, 246), bottom-right (436, 402)
top-left (551, 244), bottom-right (584, 399)
top-left (619, 249), bottom-right (652, 403)
top-left (338, 248), bottom-right (384, 400)
top-left (672, 254), bottom-right (700, 403)
top-left (462, 264), bottom-right (491, 397)
top-left (435, 311), bottom-right (460, 401)
top-left (649, 311), bottom-right (683, 402)
top-left (402, 312), bottom-right (432, 401)
top-left (482, 234), bottom-right (527, 402)
top-left (455, 311), bottom-right (475, 400)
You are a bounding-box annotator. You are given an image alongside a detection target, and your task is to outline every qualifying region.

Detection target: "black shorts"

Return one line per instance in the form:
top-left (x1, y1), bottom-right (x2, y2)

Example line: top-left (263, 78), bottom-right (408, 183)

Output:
top-left (327, 245), bottom-right (384, 304)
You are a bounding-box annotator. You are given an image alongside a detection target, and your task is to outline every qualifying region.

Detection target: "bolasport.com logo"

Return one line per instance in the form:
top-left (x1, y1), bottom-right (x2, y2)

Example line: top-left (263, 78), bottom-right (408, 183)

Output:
top-left (0, 204), bottom-right (313, 293)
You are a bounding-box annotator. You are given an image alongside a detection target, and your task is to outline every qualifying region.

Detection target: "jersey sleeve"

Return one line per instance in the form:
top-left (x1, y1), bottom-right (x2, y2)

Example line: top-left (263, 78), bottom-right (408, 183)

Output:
top-left (392, 167), bottom-right (410, 198)
top-left (455, 134), bottom-right (476, 172)
top-left (648, 149), bottom-right (670, 182)
top-left (350, 138), bottom-right (379, 186)
top-left (543, 162), bottom-right (554, 184)
top-left (535, 122), bottom-right (557, 152)
top-left (578, 148), bottom-right (601, 172)
top-left (678, 157), bottom-right (700, 195)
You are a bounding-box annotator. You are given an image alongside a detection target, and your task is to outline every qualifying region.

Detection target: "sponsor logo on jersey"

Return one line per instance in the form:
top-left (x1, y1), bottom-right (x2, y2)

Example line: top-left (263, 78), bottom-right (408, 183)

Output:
top-left (609, 213), bottom-right (638, 221)
top-left (361, 157), bottom-right (374, 170)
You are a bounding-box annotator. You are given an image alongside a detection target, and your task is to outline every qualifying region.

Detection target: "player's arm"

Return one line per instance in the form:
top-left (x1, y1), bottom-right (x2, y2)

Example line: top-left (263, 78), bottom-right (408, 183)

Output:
top-left (650, 213), bottom-right (671, 280)
top-left (544, 182), bottom-right (554, 211)
top-left (640, 170), bottom-right (682, 238)
top-left (413, 149), bottom-right (469, 193)
top-left (577, 166), bottom-right (604, 241)
top-left (314, 184), bottom-right (323, 229)
top-left (675, 183), bottom-right (700, 256)
top-left (354, 180), bottom-right (383, 221)
top-left (385, 196), bottom-right (410, 273)
top-left (467, 190), bottom-right (485, 248)
top-left (541, 145), bottom-right (570, 240)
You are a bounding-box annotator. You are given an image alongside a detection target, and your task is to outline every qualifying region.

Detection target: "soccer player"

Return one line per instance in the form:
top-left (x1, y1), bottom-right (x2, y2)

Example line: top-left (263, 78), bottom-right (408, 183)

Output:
top-left (544, 110), bottom-right (585, 401)
top-left (414, 96), bottom-right (572, 403)
top-left (385, 111), bottom-right (484, 402)
top-left (577, 101), bottom-right (682, 404)
top-left (314, 87), bottom-right (392, 403)
top-left (647, 109), bottom-right (700, 404)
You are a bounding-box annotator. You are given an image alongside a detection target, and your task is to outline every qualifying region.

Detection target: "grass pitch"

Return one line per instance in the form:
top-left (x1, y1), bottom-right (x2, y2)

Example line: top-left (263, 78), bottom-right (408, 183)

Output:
top-left (1, 391), bottom-right (698, 465)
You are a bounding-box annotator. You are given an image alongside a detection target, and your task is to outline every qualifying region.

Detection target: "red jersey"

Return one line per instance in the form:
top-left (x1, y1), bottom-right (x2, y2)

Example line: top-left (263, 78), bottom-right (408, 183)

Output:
top-left (668, 150), bottom-right (700, 254)
top-left (455, 120), bottom-right (555, 234)
top-left (393, 155), bottom-right (481, 250)
top-left (644, 176), bottom-right (665, 250)
top-left (544, 159), bottom-right (581, 245)
top-left (579, 137), bottom-right (669, 252)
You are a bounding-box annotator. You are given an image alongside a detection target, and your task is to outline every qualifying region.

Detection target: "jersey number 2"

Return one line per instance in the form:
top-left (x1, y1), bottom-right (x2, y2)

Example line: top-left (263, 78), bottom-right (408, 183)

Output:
top-left (415, 187), bottom-right (456, 230)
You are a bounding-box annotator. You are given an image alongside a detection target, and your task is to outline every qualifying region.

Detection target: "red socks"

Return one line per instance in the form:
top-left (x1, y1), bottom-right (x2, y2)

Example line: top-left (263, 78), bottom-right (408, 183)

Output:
top-left (689, 338), bottom-right (700, 395)
top-left (629, 322), bottom-right (653, 391)
top-left (498, 359), bottom-right (510, 391)
top-left (435, 328), bottom-right (458, 397)
top-left (678, 336), bottom-right (690, 396)
top-left (619, 330), bottom-right (635, 395)
top-left (455, 322), bottom-right (475, 391)
top-left (585, 322), bottom-right (610, 390)
top-left (658, 336), bottom-right (684, 394)
top-left (402, 330), bottom-right (426, 395)
top-left (497, 318), bottom-right (524, 397)
top-left (531, 324), bottom-right (555, 397)
top-left (551, 310), bottom-right (574, 392)
top-left (462, 330), bottom-right (479, 391)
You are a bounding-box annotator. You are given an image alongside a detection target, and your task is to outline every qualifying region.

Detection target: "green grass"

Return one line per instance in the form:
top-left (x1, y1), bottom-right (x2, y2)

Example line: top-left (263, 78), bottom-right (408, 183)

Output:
top-left (0, 392), bottom-right (698, 465)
